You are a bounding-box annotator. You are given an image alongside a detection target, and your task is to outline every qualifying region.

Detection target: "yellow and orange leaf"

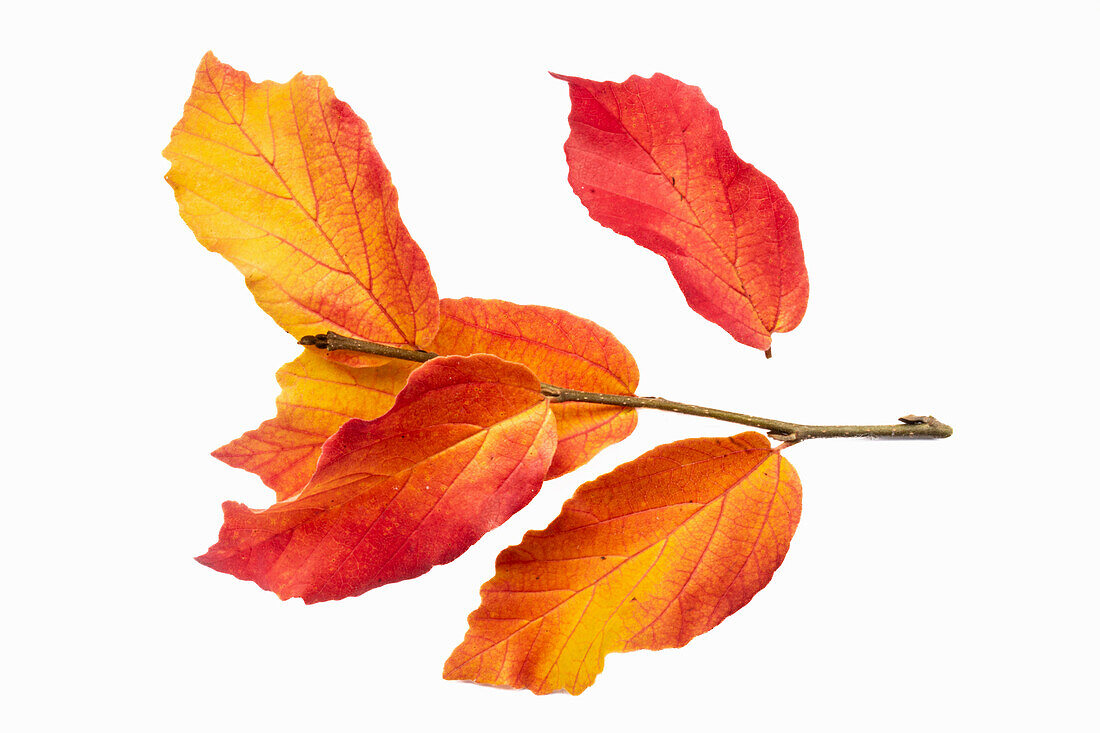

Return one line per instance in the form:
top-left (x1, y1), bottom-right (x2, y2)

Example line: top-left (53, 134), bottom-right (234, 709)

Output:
top-left (216, 297), bottom-right (639, 498)
top-left (435, 298), bottom-right (639, 478)
top-left (444, 432), bottom-right (800, 694)
top-left (555, 73), bottom-right (809, 353)
top-left (164, 53), bottom-right (439, 364)
top-left (198, 354), bottom-right (557, 603)
top-left (212, 350), bottom-right (417, 500)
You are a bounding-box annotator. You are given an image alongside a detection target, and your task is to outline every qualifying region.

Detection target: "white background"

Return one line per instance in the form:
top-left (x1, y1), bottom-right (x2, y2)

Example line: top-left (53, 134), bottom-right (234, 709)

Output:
top-left (3, 1), bottom-right (1097, 730)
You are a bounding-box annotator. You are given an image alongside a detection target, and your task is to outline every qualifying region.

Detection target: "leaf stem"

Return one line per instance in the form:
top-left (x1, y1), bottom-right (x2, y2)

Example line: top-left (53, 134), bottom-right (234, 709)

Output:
top-left (299, 332), bottom-right (953, 443)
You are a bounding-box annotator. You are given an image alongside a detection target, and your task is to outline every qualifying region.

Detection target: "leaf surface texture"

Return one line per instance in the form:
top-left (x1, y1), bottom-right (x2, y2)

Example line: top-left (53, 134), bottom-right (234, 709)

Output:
top-left (435, 298), bottom-right (639, 478)
top-left (556, 73), bottom-right (808, 351)
top-left (444, 432), bottom-right (801, 693)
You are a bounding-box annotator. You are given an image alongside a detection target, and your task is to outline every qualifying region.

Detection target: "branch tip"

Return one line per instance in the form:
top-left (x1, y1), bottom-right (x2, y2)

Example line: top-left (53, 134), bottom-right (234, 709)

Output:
top-left (898, 415), bottom-right (952, 436)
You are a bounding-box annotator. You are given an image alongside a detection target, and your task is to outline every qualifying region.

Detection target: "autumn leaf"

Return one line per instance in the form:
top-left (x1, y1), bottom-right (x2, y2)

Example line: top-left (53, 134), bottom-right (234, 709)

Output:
top-left (555, 73), bottom-right (809, 353)
top-left (444, 432), bottom-right (801, 694)
top-left (197, 354), bottom-right (557, 603)
top-left (164, 53), bottom-right (439, 365)
top-left (216, 297), bottom-right (638, 498)
top-left (162, 54), bottom-right (953, 698)
top-left (212, 349), bottom-right (417, 499)
top-left (435, 298), bottom-right (639, 478)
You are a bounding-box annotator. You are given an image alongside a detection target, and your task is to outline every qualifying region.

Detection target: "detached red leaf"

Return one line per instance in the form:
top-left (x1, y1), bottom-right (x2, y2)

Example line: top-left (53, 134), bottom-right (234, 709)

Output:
top-left (555, 73), bottom-right (808, 352)
top-left (198, 354), bottom-right (557, 603)
top-left (445, 432), bottom-right (801, 694)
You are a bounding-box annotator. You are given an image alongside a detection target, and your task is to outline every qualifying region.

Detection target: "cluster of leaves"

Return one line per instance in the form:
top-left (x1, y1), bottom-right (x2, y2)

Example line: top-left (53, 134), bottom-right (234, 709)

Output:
top-left (165, 53), bottom-right (809, 694)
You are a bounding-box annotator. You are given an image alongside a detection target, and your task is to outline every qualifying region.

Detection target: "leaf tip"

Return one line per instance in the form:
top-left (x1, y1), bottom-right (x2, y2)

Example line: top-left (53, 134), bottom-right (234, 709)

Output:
top-left (197, 50), bottom-right (224, 77)
top-left (548, 71), bottom-right (581, 86)
top-left (193, 547), bottom-right (220, 572)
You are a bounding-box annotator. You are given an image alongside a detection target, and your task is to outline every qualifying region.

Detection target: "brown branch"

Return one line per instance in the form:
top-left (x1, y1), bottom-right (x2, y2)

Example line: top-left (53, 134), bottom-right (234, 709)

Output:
top-left (299, 332), bottom-right (437, 362)
top-left (299, 331), bottom-right (953, 443)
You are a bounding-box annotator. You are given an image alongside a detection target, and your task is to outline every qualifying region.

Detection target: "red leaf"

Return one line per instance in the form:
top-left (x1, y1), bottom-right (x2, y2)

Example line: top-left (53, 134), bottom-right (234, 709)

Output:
top-left (555, 73), bottom-right (809, 352)
top-left (197, 354), bottom-right (557, 603)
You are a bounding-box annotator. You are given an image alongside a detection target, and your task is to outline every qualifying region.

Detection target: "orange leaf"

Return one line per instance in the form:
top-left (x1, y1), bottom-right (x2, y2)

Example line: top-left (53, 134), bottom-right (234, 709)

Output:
top-left (555, 73), bottom-right (809, 352)
top-left (435, 298), bottom-right (639, 478)
top-left (197, 354), bottom-right (557, 603)
top-left (212, 350), bottom-right (417, 500)
top-left (216, 297), bottom-right (639, 498)
top-left (444, 432), bottom-right (800, 694)
top-left (164, 53), bottom-right (439, 364)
